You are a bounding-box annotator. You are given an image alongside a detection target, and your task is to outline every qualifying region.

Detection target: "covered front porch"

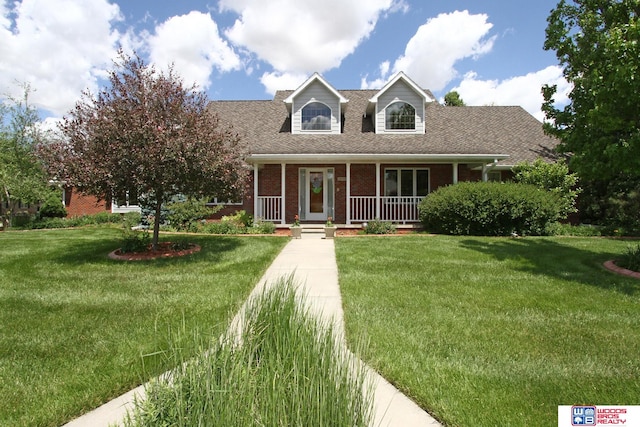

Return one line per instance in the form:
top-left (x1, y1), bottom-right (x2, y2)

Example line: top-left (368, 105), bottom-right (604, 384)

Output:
top-left (249, 154), bottom-right (509, 226)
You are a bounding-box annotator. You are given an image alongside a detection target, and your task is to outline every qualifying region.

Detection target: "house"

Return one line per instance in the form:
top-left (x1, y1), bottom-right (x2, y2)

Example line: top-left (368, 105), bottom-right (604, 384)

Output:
top-left (208, 71), bottom-right (557, 226)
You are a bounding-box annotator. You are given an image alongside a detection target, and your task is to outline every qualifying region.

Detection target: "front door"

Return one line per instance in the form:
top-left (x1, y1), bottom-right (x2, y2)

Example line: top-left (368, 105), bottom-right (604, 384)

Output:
top-left (305, 170), bottom-right (327, 221)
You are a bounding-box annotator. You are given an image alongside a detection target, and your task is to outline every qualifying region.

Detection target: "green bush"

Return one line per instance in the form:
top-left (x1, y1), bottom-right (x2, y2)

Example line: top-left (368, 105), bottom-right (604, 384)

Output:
top-left (247, 219), bottom-right (276, 234)
top-left (38, 192), bottom-right (67, 219)
top-left (120, 230), bottom-right (151, 253)
top-left (166, 198), bottom-right (220, 232)
top-left (418, 181), bottom-right (562, 236)
top-left (617, 244), bottom-right (640, 272)
top-left (512, 158), bottom-right (580, 219)
top-left (545, 222), bottom-right (603, 236)
top-left (364, 219), bottom-right (396, 234)
top-left (222, 209), bottom-right (253, 227)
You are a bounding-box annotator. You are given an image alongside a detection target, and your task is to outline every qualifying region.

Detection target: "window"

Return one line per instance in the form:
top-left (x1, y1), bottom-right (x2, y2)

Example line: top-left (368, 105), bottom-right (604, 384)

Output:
top-left (488, 171), bottom-right (502, 182)
top-left (385, 101), bottom-right (415, 130)
top-left (207, 197), bottom-right (242, 206)
top-left (115, 189), bottom-right (138, 207)
top-left (301, 102), bottom-right (331, 130)
top-left (384, 169), bottom-right (429, 196)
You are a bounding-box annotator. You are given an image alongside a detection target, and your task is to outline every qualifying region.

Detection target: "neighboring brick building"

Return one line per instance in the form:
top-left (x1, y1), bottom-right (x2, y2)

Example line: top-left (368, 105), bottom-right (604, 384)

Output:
top-left (208, 72), bottom-right (555, 225)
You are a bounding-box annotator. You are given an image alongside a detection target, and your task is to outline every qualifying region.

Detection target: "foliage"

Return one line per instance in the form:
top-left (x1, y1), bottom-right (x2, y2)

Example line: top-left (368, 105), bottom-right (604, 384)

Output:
top-left (542, 0), bottom-right (640, 182)
top-left (418, 181), bottom-right (562, 236)
top-left (120, 229), bottom-right (151, 253)
top-left (578, 174), bottom-right (640, 233)
top-left (124, 276), bottom-right (372, 427)
top-left (166, 197), bottom-right (219, 232)
top-left (248, 219), bottom-right (276, 234)
top-left (221, 209), bottom-right (252, 227)
top-left (292, 214), bottom-right (300, 227)
top-left (512, 158), bottom-right (580, 218)
top-left (444, 90), bottom-right (466, 106)
top-left (37, 190), bottom-right (67, 219)
top-left (545, 222), bottom-right (603, 237)
top-left (363, 219), bottom-right (396, 234)
top-left (40, 51), bottom-right (248, 248)
top-left (0, 86), bottom-right (52, 227)
top-left (617, 244), bottom-right (640, 272)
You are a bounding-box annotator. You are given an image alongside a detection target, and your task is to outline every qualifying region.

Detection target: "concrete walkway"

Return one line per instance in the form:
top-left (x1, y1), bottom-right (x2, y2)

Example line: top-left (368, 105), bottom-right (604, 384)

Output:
top-left (64, 231), bottom-right (441, 427)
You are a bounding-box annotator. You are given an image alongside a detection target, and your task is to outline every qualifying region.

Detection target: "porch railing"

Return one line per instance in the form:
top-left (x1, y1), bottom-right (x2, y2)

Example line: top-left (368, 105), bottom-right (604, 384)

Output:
top-left (349, 196), bottom-right (424, 224)
top-left (257, 196), bottom-right (282, 222)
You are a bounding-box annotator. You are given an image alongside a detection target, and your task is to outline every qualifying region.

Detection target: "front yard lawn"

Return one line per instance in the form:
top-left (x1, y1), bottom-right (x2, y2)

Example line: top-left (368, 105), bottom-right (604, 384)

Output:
top-left (336, 236), bottom-right (640, 427)
top-left (0, 227), bottom-right (287, 427)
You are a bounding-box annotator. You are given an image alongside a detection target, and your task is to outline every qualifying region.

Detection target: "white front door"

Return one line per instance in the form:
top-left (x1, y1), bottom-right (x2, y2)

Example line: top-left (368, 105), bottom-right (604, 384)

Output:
top-left (305, 169), bottom-right (328, 221)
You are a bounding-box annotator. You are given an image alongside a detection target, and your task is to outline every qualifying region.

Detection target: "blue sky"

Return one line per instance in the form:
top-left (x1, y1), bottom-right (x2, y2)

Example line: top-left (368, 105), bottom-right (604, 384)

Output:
top-left (1, 0), bottom-right (570, 124)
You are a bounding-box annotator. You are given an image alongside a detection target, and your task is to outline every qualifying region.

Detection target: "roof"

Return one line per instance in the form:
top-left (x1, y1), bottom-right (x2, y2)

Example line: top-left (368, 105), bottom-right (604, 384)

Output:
top-left (208, 89), bottom-right (558, 167)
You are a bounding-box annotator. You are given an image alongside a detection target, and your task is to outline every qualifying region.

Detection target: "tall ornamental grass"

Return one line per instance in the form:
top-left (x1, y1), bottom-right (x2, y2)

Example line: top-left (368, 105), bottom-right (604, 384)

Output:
top-left (124, 276), bottom-right (373, 427)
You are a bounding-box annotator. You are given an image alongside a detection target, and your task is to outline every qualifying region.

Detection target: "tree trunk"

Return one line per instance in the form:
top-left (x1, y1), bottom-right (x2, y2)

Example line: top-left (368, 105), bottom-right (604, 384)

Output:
top-left (152, 198), bottom-right (162, 250)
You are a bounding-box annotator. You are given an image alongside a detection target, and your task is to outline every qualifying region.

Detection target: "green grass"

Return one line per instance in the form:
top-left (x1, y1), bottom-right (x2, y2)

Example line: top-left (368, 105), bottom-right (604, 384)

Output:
top-left (0, 227), bottom-right (288, 427)
top-left (336, 235), bottom-right (640, 427)
top-left (124, 276), bottom-right (373, 427)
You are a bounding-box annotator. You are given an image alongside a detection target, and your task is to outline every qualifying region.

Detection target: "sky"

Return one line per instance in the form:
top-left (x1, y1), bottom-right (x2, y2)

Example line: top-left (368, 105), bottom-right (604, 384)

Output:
top-left (0, 0), bottom-right (571, 126)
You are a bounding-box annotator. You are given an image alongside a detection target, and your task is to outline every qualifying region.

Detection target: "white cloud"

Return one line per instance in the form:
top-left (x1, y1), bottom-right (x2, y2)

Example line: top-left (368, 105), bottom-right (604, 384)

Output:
top-left (452, 65), bottom-right (571, 121)
top-left (219, 0), bottom-right (398, 83)
top-left (0, 0), bottom-right (126, 116)
top-left (260, 71), bottom-right (308, 95)
top-left (362, 10), bottom-right (495, 91)
top-left (146, 11), bottom-right (240, 90)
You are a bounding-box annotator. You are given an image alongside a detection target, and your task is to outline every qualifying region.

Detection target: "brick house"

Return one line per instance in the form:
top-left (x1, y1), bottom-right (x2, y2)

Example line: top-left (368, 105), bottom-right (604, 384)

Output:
top-left (208, 71), bottom-right (557, 226)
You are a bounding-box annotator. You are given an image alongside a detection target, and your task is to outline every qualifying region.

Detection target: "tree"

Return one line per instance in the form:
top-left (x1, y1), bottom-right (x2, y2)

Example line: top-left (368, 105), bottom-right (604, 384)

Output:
top-left (444, 91), bottom-right (466, 106)
top-left (512, 158), bottom-right (581, 218)
top-left (41, 52), bottom-right (248, 248)
top-left (0, 87), bottom-right (52, 228)
top-left (542, 0), bottom-right (640, 181)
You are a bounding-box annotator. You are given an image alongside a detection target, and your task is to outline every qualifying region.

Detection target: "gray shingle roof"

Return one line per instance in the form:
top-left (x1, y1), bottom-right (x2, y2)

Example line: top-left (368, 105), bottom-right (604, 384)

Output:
top-left (208, 89), bottom-right (558, 166)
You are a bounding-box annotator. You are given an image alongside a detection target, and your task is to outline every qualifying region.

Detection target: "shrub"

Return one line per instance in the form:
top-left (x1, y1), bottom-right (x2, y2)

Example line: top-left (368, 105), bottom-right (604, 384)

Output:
top-left (247, 219), bottom-right (276, 234)
top-left (166, 198), bottom-right (220, 231)
top-left (120, 230), bottom-right (151, 253)
top-left (38, 191), bottom-right (67, 219)
top-left (419, 181), bottom-right (562, 236)
top-left (512, 158), bottom-right (580, 219)
top-left (546, 222), bottom-right (603, 237)
top-left (617, 244), bottom-right (640, 272)
top-left (363, 219), bottom-right (396, 234)
top-left (222, 209), bottom-right (253, 227)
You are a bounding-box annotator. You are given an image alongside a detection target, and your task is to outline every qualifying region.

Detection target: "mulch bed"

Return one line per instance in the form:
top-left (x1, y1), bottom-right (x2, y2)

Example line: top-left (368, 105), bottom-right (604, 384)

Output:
top-left (108, 242), bottom-right (201, 261)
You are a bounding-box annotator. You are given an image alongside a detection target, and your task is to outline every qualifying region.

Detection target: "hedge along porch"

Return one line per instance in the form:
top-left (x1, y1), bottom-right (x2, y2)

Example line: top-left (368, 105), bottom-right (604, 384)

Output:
top-left (209, 72), bottom-right (556, 226)
top-left (250, 156), bottom-right (507, 225)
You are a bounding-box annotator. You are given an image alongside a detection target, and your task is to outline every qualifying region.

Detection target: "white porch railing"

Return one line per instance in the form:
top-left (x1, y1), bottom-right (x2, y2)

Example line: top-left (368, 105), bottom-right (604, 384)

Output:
top-left (257, 196), bottom-right (282, 222)
top-left (349, 196), bottom-right (424, 224)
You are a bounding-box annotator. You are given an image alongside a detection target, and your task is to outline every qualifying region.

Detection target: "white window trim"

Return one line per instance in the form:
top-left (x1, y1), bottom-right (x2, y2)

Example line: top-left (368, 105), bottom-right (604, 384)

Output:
top-left (384, 101), bottom-right (417, 132)
top-left (300, 101), bottom-right (333, 132)
top-left (206, 197), bottom-right (243, 206)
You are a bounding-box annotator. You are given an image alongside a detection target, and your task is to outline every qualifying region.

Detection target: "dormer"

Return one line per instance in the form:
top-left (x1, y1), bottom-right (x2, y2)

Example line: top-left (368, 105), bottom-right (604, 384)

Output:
top-left (284, 73), bottom-right (348, 134)
top-left (367, 72), bottom-right (436, 134)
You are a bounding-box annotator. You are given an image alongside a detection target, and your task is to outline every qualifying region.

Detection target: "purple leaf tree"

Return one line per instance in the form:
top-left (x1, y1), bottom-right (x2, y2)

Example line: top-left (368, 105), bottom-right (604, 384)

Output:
top-left (41, 51), bottom-right (248, 248)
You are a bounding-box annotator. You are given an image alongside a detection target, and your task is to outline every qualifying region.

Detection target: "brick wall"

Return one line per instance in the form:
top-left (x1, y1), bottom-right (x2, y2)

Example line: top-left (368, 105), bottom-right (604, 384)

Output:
top-left (64, 188), bottom-right (109, 217)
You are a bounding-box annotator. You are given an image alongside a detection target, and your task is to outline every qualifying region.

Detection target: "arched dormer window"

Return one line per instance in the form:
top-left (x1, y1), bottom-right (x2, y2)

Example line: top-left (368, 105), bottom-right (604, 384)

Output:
top-left (385, 101), bottom-right (415, 130)
top-left (301, 102), bottom-right (331, 130)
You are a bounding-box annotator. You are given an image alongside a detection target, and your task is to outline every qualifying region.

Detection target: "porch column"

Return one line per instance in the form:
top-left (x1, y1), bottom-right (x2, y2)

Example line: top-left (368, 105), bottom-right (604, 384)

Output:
top-left (281, 163), bottom-right (286, 225)
top-left (375, 162), bottom-right (381, 219)
top-left (346, 163), bottom-right (351, 225)
top-left (482, 163), bottom-right (488, 182)
top-left (453, 162), bottom-right (458, 184)
top-left (253, 163), bottom-right (259, 219)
